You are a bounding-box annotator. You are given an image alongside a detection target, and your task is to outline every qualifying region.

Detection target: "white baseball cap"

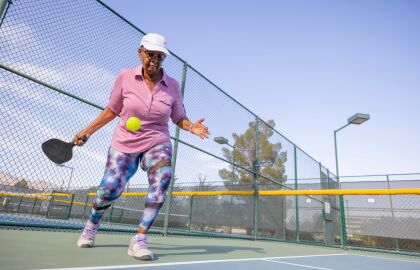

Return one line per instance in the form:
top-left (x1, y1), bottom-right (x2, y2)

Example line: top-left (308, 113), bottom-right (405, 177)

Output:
top-left (140, 33), bottom-right (170, 55)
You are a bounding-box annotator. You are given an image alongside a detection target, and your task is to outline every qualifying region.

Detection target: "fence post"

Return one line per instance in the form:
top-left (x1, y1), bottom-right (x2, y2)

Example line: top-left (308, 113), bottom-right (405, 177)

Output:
top-left (163, 61), bottom-right (188, 236)
top-left (294, 145), bottom-right (299, 242)
top-left (252, 117), bottom-right (260, 240)
top-left (188, 195), bottom-right (194, 231)
top-left (386, 174), bottom-right (399, 251)
top-left (0, 0), bottom-right (11, 28)
top-left (320, 162), bottom-right (325, 243)
top-left (108, 203), bottom-right (114, 223)
top-left (31, 197), bottom-right (38, 215)
top-left (82, 195), bottom-right (89, 221)
top-left (338, 192), bottom-right (347, 247)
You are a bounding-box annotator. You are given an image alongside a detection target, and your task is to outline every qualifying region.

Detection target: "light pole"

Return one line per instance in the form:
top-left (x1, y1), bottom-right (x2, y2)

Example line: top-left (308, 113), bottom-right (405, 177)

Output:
top-left (334, 112), bottom-right (370, 247)
top-left (55, 164), bottom-right (74, 191)
top-left (214, 136), bottom-right (236, 177)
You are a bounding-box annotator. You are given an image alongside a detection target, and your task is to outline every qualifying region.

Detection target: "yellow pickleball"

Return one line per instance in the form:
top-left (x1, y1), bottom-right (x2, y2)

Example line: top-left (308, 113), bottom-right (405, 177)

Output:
top-left (126, 116), bottom-right (142, 132)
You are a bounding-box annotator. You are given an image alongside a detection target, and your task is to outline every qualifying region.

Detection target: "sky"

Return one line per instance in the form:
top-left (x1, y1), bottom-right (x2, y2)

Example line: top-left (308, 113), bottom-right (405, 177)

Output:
top-left (1, 0), bottom-right (420, 191)
top-left (101, 0), bottom-right (420, 177)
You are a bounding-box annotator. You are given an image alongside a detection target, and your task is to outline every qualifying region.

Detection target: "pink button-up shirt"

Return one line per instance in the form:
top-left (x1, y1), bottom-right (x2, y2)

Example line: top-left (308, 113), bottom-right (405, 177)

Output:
top-left (107, 66), bottom-right (186, 153)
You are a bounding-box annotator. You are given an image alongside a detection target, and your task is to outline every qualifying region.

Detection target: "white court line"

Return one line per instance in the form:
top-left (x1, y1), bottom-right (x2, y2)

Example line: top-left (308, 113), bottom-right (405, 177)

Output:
top-left (259, 253), bottom-right (347, 260)
top-left (263, 259), bottom-right (335, 270)
top-left (36, 253), bottom-right (347, 270)
top-left (349, 254), bottom-right (420, 264)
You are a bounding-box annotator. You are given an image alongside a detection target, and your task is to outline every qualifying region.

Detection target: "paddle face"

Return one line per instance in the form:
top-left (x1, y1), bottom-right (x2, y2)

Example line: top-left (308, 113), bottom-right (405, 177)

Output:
top-left (42, 139), bottom-right (74, 164)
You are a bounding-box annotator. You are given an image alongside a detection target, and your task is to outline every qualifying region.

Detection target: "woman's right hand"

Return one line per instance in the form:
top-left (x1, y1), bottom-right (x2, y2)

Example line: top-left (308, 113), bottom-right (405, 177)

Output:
top-left (71, 108), bottom-right (117, 146)
top-left (72, 130), bottom-right (91, 146)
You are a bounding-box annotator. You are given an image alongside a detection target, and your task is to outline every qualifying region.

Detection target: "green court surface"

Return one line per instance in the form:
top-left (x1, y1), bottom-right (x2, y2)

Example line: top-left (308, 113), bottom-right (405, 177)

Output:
top-left (1, 229), bottom-right (419, 270)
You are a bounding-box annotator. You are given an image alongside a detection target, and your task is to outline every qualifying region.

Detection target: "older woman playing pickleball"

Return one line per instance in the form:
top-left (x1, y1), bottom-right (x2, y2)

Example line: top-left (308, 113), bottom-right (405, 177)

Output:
top-left (72, 33), bottom-right (210, 261)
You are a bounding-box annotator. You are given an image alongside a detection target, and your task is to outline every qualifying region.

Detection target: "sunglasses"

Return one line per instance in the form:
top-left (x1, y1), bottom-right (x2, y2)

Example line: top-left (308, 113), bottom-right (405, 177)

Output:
top-left (143, 49), bottom-right (166, 62)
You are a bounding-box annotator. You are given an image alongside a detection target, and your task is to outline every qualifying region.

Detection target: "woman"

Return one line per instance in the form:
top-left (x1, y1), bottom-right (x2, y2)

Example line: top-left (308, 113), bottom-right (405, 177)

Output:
top-left (74, 33), bottom-right (209, 261)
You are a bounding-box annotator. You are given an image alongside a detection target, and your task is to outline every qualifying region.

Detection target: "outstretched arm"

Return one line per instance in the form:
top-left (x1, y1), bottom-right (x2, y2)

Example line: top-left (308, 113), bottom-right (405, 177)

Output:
top-left (72, 107), bottom-right (118, 146)
top-left (177, 117), bottom-right (210, 140)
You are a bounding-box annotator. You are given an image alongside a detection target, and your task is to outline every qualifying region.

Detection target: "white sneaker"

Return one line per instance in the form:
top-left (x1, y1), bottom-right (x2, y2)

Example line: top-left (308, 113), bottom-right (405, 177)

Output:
top-left (127, 235), bottom-right (154, 261)
top-left (77, 220), bottom-right (100, 248)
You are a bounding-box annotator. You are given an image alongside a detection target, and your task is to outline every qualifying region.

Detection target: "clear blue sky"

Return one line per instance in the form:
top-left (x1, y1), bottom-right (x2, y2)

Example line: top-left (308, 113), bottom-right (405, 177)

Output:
top-left (101, 0), bottom-right (420, 177)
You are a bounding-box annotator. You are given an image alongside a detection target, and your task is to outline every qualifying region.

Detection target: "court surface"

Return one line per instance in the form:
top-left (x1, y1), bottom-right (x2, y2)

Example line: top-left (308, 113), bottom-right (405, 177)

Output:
top-left (0, 229), bottom-right (419, 270)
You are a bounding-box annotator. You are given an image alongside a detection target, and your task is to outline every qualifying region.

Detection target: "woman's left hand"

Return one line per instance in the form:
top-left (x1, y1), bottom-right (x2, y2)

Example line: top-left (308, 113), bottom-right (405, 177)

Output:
top-left (190, 118), bottom-right (210, 139)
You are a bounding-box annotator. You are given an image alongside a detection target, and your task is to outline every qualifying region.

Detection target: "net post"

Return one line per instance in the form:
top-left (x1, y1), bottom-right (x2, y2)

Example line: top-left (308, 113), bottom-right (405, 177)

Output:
top-left (163, 61), bottom-right (188, 236)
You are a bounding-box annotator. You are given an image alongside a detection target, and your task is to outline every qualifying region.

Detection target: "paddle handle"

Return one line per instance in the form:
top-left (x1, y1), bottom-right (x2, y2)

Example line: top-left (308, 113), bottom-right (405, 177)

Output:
top-left (72, 135), bottom-right (88, 146)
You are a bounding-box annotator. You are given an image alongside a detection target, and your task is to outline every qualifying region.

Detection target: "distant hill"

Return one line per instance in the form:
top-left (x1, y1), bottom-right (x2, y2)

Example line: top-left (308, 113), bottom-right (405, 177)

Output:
top-left (0, 171), bottom-right (60, 191)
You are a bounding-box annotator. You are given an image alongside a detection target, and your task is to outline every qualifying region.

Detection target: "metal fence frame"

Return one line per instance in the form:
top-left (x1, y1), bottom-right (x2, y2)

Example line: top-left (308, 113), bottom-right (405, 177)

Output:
top-left (0, 0), bottom-right (419, 257)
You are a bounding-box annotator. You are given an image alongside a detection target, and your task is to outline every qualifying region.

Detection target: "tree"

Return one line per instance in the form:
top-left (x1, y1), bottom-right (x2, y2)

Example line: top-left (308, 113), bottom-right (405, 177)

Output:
top-left (14, 179), bottom-right (29, 189)
top-left (197, 172), bottom-right (210, 191)
top-left (218, 119), bottom-right (287, 186)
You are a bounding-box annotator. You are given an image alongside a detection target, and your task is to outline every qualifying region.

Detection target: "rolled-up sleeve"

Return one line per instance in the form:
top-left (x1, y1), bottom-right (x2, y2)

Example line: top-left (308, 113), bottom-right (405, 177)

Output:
top-left (107, 72), bottom-right (124, 114)
top-left (170, 83), bottom-right (187, 124)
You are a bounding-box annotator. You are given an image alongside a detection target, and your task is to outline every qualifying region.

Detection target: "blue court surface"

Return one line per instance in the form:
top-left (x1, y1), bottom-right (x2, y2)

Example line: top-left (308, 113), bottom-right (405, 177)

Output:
top-left (37, 254), bottom-right (420, 270)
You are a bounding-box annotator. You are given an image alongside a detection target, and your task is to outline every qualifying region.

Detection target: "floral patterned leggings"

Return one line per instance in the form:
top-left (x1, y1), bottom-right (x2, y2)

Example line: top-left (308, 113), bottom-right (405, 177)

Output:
top-left (89, 143), bottom-right (172, 232)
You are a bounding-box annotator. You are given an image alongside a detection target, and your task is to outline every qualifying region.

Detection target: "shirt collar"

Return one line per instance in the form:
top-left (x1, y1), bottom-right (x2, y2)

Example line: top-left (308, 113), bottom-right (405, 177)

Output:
top-left (135, 65), bottom-right (168, 87)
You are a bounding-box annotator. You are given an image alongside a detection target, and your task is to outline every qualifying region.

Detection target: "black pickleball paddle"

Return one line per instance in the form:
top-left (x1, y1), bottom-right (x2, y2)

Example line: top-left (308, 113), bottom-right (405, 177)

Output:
top-left (41, 136), bottom-right (87, 164)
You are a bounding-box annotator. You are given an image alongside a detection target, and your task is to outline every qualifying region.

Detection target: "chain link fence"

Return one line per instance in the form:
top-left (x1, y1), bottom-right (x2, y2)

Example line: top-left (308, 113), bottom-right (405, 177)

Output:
top-left (0, 0), bottom-right (419, 256)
